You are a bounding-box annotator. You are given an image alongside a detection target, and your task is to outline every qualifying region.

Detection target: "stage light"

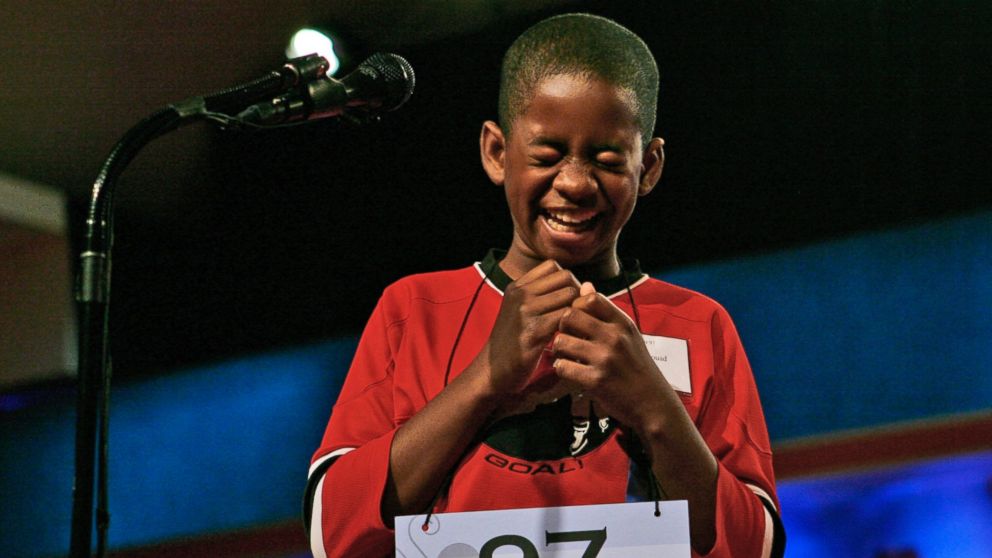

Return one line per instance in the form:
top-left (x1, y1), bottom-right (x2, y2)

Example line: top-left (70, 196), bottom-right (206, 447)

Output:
top-left (286, 28), bottom-right (340, 75)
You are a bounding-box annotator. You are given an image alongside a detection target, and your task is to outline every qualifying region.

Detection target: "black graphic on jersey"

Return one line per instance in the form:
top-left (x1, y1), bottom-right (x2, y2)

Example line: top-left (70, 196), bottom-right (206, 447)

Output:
top-left (483, 396), bottom-right (614, 461)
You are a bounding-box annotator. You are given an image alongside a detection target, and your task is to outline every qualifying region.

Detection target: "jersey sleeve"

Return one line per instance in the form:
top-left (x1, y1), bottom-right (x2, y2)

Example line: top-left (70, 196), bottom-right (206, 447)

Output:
top-left (695, 305), bottom-right (785, 558)
top-left (304, 284), bottom-right (409, 558)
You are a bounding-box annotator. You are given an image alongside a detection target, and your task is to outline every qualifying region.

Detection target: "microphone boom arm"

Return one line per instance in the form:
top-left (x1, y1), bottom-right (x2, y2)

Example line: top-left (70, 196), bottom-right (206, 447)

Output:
top-left (69, 53), bottom-right (331, 557)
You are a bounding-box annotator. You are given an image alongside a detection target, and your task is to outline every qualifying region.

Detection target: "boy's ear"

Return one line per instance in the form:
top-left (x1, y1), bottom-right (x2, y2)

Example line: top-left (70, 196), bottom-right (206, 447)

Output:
top-left (637, 137), bottom-right (665, 196)
top-left (480, 120), bottom-right (507, 185)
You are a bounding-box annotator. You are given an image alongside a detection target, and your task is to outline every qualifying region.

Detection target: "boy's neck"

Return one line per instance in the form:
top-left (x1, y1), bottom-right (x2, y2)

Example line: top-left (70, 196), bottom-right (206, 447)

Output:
top-left (499, 247), bottom-right (620, 282)
top-left (484, 249), bottom-right (642, 295)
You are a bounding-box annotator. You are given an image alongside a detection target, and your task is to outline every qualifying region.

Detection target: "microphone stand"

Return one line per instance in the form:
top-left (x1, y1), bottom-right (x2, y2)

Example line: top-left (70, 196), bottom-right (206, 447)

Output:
top-left (68, 55), bottom-right (329, 558)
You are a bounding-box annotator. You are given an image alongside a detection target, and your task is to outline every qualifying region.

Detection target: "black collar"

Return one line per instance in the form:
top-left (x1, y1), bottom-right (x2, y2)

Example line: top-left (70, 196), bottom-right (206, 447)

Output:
top-left (479, 249), bottom-right (644, 295)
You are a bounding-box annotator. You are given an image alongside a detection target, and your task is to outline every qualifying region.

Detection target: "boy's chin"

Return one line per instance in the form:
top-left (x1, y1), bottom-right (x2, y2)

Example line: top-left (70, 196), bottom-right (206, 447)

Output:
top-left (509, 234), bottom-right (615, 273)
top-left (531, 221), bottom-right (616, 269)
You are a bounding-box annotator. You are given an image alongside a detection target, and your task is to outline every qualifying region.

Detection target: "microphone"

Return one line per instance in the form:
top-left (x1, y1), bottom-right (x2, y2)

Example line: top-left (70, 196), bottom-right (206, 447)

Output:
top-left (237, 53), bottom-right (415, 125)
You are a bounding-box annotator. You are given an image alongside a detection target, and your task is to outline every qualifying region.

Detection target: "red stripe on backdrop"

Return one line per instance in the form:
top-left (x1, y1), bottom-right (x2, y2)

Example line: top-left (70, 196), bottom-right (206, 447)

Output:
top-left (773, 411), bottom-right (992, 479)
top-left (109, 520), bottom-right (307, 558)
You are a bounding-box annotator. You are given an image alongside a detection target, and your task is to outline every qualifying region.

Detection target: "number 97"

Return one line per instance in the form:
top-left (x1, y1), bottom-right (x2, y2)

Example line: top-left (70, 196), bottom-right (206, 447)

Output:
top-left (479, 528), bottom-right (607, 557)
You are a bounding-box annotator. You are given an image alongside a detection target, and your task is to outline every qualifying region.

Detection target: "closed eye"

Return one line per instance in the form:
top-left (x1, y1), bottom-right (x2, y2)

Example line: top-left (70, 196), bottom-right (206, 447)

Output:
top-left (529, 147), bottom-right (562, 167)
top-left (595, 152), bottom-right (627, 171)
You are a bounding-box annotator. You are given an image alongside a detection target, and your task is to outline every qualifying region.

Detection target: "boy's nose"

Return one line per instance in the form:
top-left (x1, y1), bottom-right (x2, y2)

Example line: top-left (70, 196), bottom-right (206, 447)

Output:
top-left (552, 162), bottom-right (598, 202)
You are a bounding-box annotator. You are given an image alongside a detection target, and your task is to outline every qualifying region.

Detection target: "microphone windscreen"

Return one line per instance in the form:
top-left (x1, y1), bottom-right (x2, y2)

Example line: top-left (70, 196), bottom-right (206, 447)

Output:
top-left (360, 53), bottom-right (415, 112)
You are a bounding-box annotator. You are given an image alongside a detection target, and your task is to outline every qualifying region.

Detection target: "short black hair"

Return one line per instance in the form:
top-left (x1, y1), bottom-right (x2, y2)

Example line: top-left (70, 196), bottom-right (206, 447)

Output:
top-left (498, 13), bottom-right (659, 146)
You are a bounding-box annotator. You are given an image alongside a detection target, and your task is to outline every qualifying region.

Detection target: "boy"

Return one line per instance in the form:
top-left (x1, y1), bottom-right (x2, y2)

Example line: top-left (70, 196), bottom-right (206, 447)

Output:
top-left (306, 13), bottom-right (783, 557)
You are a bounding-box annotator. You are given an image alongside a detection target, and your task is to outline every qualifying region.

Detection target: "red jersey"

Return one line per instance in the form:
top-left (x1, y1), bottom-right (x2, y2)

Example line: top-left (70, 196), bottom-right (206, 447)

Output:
top-left (306, 251), bottom-right (783, 557)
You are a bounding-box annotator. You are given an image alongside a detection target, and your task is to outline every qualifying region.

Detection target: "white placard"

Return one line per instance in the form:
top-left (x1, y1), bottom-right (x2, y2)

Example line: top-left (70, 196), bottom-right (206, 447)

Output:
top-left (641, 334), bottom-right (691, 394)
top-left (396, 501), bottom-right (689, 557)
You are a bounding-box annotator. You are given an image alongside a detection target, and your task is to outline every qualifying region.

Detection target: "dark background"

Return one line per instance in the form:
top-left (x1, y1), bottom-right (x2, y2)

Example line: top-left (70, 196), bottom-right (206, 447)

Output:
top-left (4, 1), bottom-right (988, 379)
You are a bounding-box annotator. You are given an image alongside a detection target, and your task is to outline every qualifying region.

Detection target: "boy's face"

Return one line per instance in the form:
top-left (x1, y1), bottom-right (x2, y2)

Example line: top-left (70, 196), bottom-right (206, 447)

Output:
top-left (481, 73), bottom-right (664, 278)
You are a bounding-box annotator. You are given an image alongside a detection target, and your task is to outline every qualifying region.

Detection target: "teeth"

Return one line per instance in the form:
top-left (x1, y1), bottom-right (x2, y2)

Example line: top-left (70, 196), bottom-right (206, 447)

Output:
top-left (550, 212), bottom-right (586, 224)
top-left (544, 211), bottom-right (597, 232)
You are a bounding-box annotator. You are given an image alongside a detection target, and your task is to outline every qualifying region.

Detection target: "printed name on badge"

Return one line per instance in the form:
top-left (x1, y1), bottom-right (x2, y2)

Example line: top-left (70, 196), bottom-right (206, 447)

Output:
top-left (641, 334), bottom-right (691, 394)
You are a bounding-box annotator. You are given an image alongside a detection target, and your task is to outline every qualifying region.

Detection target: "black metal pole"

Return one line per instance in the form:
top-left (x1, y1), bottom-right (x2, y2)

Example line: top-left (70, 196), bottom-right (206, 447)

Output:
top-left (69, 106), bottom-right (182, 557)
top-left (69, 285), bottom-right (109, 556)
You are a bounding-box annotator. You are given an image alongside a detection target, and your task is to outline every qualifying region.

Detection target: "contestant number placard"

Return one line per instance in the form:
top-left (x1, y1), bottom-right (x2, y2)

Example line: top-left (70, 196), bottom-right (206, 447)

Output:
top-left (396, 501), bottom-right (689, 557)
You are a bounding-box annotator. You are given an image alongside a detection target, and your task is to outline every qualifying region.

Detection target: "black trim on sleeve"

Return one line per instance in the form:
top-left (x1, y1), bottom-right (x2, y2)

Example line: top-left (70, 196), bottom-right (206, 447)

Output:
top-left (756, 495), bottom-right (786, 558)
top-left (302, 455), bottom-right (342, 541)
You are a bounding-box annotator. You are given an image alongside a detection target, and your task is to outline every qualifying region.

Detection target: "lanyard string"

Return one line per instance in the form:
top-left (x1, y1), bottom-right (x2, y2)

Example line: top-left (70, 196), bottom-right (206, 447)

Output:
top-left (422, 257), bottom-right (497, 530)
top-left (443, 258), bottom-right (496, 388)
top-left (618, 258), bottom-right (663, 517)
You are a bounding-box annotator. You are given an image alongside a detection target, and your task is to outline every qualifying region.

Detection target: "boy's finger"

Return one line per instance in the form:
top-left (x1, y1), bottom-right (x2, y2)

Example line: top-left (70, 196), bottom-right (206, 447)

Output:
top-left (571, 291), bottom-right (631, 324)
top-left (520, 267), bottom-right (581, 296)
top-left (558, 306), bottom-right (603, 339)
top-left (527, 284), bottom-right (581, 315)
top-left (579, 281), bottom-right (596, 297)
top-left (513, 259), bottom-right (562, 287)
top-left (552, 332), bottom-right (596, 363)
top-left (552, 357), bottom-right (595, 388)
top-left (532, 308), bottom-right (572, 340)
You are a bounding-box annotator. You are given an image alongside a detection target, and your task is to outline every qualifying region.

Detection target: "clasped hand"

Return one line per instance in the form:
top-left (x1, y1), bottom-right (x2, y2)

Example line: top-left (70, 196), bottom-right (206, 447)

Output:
top-left (484, 260), bottom-right (671, 430)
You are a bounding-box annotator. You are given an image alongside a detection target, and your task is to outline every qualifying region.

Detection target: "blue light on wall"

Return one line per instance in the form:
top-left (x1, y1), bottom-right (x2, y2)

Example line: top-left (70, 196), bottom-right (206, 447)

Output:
top-left (779, 451), bottom-right (992, 557)
top-left (661, 211), bottom-right (992, 440)
top-left (0, 339), bottom-right (357, 557)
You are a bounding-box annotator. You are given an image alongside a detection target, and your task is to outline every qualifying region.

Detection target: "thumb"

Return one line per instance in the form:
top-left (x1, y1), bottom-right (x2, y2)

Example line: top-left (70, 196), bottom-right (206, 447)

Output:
top-left (579, 281), bottom-right (596, 297)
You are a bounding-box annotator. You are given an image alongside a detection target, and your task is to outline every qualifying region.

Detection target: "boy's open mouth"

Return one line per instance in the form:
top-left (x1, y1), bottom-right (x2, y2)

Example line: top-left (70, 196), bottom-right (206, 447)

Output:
top-left (541, 210), bottom-right (600, 233)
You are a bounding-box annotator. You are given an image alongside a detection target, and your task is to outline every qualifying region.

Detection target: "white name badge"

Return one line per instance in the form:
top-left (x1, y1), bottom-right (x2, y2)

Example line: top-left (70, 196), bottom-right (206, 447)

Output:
top-left (396, 501), bottom-right (689, 557)
top-left (641, 334), bottom-right (691, 394)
